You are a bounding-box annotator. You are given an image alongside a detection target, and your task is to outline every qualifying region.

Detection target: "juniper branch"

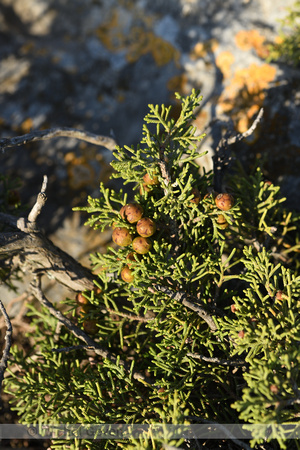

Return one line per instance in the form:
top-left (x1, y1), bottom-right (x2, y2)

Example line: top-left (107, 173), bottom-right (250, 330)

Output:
top-left (30, 276), bottom-right (151, 384)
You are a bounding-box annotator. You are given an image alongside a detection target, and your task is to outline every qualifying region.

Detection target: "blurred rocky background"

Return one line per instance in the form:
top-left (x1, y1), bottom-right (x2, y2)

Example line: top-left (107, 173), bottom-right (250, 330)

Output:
top-left (0, 0), bottom-right (299, 306)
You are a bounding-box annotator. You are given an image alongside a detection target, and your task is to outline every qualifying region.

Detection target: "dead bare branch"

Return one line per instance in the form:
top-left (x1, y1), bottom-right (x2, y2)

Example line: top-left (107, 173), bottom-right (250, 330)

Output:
top-left (0, 179), bottom-right (94, 292)
top-left (0, 127), bottom-right (117, 152)
top-left (186, 352), bottom-right (246, 367)
top-left (52, 344), bottom-right (95, 353)
top-left (213, 108), bottom-right (264, 192)
top-left (0, 298), bottom-right (13, 392)
top-left (0, 228), bottom-right (94, 292)
top-left (27, 175), bottom-right (48, 226)
top-left (226, 108), bottom-right (264, 146)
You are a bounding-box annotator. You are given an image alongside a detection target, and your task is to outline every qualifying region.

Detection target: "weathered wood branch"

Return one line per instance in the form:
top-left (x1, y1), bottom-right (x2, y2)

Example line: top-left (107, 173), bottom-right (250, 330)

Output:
top-left (213, 108), bottom-right (264, 192)
top-left (0, 177), bottom-right (94, 292)
top-left (0, 298), bottom-right (12, 392)
top-left (0, 229), bottom-right (94, 291)
top-left (0, 127), bottom-right (117, 152)
top-left (149, 284), bottom-right (218, 332)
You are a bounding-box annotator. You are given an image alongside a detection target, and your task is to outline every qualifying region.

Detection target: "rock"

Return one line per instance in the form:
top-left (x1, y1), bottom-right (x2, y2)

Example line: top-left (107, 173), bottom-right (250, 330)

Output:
top-left (0, 0), bottom-right (299, 307)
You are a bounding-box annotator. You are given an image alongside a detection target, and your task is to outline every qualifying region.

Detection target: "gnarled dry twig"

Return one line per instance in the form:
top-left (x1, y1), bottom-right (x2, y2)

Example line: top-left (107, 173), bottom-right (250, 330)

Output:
top-left (0, 127), bottom-right (117, 152)
top-left (0, 298), bottom-right (13, 391)
top-left (186, 352), bottom-right (246, 367)
top-left (0, 178), bottom-right (94, 292)
top-left (213, 108), bottom-right (264, 192)
top-left (149, 285), bottom-right (218, 332)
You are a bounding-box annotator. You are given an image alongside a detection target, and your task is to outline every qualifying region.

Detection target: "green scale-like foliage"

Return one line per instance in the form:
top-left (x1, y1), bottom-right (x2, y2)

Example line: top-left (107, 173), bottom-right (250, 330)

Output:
top-left (4, 90), bottom-right (300, 449)
top-left (268, 1), bottom-right (300, 66)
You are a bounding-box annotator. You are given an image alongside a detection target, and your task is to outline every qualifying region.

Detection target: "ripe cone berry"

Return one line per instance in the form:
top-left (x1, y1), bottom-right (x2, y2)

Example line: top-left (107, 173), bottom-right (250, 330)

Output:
top-left (143, 172), bottom-right (159, 186)
top-left (231, 304), bottom-right (237, 313)
top-left (215, 193), bottom-right (234, 211)
top-left (216, 214), bottom-right (229, 229)
top-left (136, 217), bottom-right (156, 237)
top-left (76, 292), bottom-right (90, 305)
top-left (93, 287), bottom-right (102, 295)
top-left (270, 384), bottom-right (279, 394)
top-left (132, 236), bottom-right (152, 254)
top-left (189, 188), bottom-right (201, 206)
top-left (126, 252), bottom-right (140, 266)
top-left (139, 183), bottom-right (152, 195)
top-left (83, 319), bottom-right (98, 335)
top-left (112, 227), bottom-right (132, 247)
top-left (121, 266), bottom-right (135, 283)
top-left (76, 304), bottom-right (92, 318)
top-left (122, 203), bottom-right (144, 223)
top-left (120, 205), bottom-right (126, 219)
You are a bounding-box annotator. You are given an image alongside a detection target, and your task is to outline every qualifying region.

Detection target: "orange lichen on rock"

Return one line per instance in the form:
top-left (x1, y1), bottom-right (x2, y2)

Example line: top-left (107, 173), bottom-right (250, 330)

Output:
top-left (219, 63), bottom-right (276, 107)
top-left (235, 63), bottom-right (276, 94)
top-left (215, 51), bottom-right (235, 78)
top-left (235, 29), bottom-right (269, 58)
top-left (218, 63), bottom-right (276, 133)
top-left (189, 39), bottom-right (219, 60)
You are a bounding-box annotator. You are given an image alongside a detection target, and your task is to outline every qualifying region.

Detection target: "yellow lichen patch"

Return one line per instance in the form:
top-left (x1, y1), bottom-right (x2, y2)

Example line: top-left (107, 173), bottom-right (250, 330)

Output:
top-left (65, 147), bottom-right (113, 189)
top-left (235, 29), bottom-right (269, 58)
top-left (116, 93), bottom-right (125, 103)
top-left (67, 156), bottom-right (95, 190)
top-left (0, 117), bottom-right (7, 127)
top-left (126, 28), bottom-right (180, 66)
top-left (64, 151), bottom-right (76, 163)
top-left (167, 74), bottom-right (189, 95)
top-left (35, 47), bottom-right (49, 57)
top-left (20, 41), bottom-right (35, 55)
top-left (96, 8), bottom-right (180, 67)
top-left (20, 118), bottom-right (34, 133)
top-left (216, 51), bottom-right (235, 78)
top-left (190, 39), bottom-right (219, 60)
top-left (218, 63), bottom-right (276, 134)
top-left (96, 9), bottom-right (126, 52)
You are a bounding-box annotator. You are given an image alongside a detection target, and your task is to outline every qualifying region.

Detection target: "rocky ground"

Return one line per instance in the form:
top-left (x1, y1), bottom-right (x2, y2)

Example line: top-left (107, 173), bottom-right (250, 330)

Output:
top-left (0, 0), bottom-right (299, 301)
